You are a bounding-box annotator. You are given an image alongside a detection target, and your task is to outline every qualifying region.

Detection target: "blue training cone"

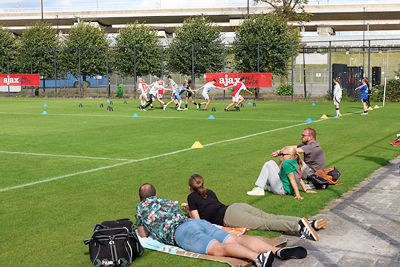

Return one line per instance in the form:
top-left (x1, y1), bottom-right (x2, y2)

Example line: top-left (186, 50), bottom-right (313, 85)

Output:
top-left (41, 111), bottom-right (48, 115)
top-left (248, 101), bottom-right (252, 105)
top-left (311, 102), bottom-right (316, 106)
top-left (43, 104), bottom-right (48, 107)
top-left (106, 99), bottom-right (110, 103)
top-left (208, 115), bottom-right (215, 120)
top-left (306, 118), bottom-right (313, 122)
top-left (132, 113), bottom-right (139, 117)
top-left (182, 101), bottom-right (185, 104)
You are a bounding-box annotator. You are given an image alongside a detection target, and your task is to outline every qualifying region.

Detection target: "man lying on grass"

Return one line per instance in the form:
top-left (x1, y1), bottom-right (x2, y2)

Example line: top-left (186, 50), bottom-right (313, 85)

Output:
top-left (136, 183), bottom-right (307, 267)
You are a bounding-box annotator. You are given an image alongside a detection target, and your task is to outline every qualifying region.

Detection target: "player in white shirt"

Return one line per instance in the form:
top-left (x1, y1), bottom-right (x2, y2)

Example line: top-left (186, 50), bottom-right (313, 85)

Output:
top-left (224, 77), bottom-right (253, 111)
top-left (196, 79), bottom-right (226, 111)
top-left (136, 78), bottom-right (149, 107)
top-left (163, 75), bottom-right (181, 110)
top-left (140, 78), bottom-right (164, 110)
top-left (332, 77), bottom-right (343, 118)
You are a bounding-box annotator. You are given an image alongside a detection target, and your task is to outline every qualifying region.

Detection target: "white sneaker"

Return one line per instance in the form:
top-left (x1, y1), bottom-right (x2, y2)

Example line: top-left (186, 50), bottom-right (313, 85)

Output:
top-left (177, 107), bottom-right (183, 111)
top-left (361, 112), bottom-right (368, 115)
top-left (305, 183), bottom-right (316, 190)
top-left (163, 104), bottom-right (167, 110)
top-left (247, 187), bottom-right (265, 196)
top-left (184, 108), bottom-right (188, 110)
top-left (256, 251), bottom-right (274, 267)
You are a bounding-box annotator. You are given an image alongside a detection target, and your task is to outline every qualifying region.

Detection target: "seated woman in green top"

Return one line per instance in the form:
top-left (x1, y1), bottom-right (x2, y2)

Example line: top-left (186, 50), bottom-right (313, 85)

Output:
top-left (250, 146), bottom-right (316, 199)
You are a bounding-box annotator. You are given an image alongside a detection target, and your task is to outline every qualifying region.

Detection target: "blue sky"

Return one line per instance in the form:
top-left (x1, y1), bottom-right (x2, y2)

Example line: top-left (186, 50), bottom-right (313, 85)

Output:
top-left (1, 0), bottom-right (399, 12)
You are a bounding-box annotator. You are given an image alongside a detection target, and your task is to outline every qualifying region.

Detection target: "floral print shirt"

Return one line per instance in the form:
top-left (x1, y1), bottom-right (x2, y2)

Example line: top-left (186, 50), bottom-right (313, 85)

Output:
top-left (136, 196), bottom-right (190, 245)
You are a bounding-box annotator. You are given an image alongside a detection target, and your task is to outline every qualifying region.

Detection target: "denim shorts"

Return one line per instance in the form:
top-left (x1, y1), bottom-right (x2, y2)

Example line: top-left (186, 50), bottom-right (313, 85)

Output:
top-left (174, 219), bottom-right (232, 254)
top-left (173, 94), bottom-right (181, 101)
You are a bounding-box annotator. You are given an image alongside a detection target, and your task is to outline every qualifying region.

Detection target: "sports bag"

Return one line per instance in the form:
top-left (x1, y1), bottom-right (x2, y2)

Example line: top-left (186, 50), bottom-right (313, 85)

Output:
top-left (315, 166), bottom-right (341, 185)
top-left (307, 174), bottom-right (329, 189)
top-left (84, 218), bottom-right (144, 267)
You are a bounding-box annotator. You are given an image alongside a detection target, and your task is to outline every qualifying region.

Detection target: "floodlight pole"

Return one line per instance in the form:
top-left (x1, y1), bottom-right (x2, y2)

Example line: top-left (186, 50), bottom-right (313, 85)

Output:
top-left (41, 0), bottom-right (43, 21)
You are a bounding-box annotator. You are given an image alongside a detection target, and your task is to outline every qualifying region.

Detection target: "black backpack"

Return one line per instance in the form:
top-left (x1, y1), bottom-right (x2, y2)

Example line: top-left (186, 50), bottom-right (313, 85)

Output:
top-left (84, 219), bottom-right (144, 267)
top-left (307, 174), bottom-right (329, 190)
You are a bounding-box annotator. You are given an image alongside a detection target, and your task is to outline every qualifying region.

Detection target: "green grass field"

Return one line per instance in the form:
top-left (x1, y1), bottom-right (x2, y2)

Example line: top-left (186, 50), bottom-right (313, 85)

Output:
top-left (0, 97), bottom-right (399, 266)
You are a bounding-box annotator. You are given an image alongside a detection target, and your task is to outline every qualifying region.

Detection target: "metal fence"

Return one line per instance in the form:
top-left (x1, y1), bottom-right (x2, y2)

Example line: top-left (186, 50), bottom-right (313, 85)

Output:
top-left (1, 38), bottom-right (399, 100)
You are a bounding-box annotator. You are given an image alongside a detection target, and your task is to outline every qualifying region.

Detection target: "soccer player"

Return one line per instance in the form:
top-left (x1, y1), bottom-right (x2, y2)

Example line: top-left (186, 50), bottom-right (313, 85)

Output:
top-left (136, 78), bottom-right (149, 107)
top-left (197, 79), bottom-right (226, 111)
top-left (184, 78), bottom-right (198, 110)
top-left (224, 77), bottom-right (253, 111)
top-left (163, 82), bottom-right (190, 111)
top-left (156, 76), bottom-right (166, 107)
top-left (354, 77), bottom-right (370, 115)
top-left (140, 78), bottom-right (164, 111)
top-left (163, 75), bottom-right (180, 110)
top-left (332, 77), bottom-right (342, 118)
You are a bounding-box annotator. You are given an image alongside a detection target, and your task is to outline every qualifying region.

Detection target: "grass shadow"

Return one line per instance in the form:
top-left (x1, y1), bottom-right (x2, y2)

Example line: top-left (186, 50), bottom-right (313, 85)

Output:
top-left (330, 131), bottom-right (397, 166)
top-left (355, 155), bottom-right (390, 166)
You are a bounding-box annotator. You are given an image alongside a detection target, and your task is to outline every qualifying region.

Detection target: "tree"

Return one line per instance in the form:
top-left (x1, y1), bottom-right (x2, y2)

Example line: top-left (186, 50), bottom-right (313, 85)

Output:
top-left (0, 27), bottom-right (19, 73)
top-left (61, 22), bottom-right (109, 94)
top-left (233, 13), bottom-right (301, 77)
top-left (19, 22), bottom-right (59, 86)
top-left (114, 22), bottom-right (161, 78)
top-left (254, 0), bottom-right (311, 22)
top-left (166, 16), bottom-right (224, 83)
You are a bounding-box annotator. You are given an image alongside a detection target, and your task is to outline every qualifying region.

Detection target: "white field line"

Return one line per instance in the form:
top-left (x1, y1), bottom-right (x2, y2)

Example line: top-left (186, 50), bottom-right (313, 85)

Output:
top-left (0, 110), bottom-right (363, 193)
top-left (0, 150), bottom-right (130, 161)
top-left (0, 111), bottom-right (304, 122)
top-left (0, 146), bottom-right (193, 193)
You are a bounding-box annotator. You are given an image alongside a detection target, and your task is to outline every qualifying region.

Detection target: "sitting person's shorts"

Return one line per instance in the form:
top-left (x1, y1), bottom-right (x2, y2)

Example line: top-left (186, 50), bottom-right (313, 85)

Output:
top-left (174, 219), bottom-right (231, 254)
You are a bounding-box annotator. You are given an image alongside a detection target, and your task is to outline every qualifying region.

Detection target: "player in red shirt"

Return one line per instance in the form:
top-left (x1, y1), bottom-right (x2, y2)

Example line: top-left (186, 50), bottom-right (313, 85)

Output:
top-left (224, 77), bottom-right (253, 111)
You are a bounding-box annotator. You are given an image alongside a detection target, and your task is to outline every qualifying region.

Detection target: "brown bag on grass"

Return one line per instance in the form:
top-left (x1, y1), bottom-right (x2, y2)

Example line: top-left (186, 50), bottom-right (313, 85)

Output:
top-left (315, 166), bottom-right (341, 185)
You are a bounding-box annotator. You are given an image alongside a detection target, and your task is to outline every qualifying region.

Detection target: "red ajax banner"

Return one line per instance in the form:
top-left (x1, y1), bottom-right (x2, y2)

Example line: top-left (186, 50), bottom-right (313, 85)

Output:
top-left (0, 74), bottom-right (40, 86)
top-left (206, 73), bottom-right (272, 88)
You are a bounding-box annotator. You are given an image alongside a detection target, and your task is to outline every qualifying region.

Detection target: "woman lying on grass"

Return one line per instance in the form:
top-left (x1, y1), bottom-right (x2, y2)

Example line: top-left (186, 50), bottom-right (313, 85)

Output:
top-left (181, 174), bottom-right (326, 241)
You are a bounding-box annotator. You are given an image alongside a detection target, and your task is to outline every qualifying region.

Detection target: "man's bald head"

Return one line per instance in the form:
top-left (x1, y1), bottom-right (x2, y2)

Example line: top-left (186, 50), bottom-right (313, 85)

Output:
top-left (139, 183), bottom-right (157, 201)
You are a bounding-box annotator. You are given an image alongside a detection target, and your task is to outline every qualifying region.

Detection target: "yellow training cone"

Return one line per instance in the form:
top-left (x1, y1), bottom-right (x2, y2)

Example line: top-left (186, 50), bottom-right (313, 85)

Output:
top-left (367, 106), bottom-right (373, 111)
top-left (338, 113), bottom-right (343, 117)
top-left (191, 141), bottom-right (204, 149)
top-left (373, 105), bottom-right (380, 109)
top-left (320, 114), bottom-right (328, 119)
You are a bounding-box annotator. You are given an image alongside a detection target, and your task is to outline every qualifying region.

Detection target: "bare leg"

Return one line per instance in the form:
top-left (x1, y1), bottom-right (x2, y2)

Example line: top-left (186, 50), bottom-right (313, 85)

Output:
top-left (158, 98), bottom-right (165, 106)
top-left (204, 99), bottom-right (211, 110)
top-left (236, 96), bottom-right (245, 107)
top-left (207, 235), bottom-right (277, 262)
top-left (208, 240), bottom-right (258, 261)
top-left (362, 102), bottom-right (367, 112)
top-left (164, 98), bottom-right (174, 108)
top-left (225, 102), bottom-right (235, 110)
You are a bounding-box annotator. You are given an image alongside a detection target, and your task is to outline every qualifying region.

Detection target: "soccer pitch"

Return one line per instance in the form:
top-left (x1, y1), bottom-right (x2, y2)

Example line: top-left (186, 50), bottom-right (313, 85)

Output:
top-left (0, 98), bottom-right (399, 266)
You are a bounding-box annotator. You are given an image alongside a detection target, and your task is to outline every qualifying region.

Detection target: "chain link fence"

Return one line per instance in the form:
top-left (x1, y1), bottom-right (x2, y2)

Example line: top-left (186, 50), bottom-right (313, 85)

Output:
top-left (1, 38), bottom-right (399, 100)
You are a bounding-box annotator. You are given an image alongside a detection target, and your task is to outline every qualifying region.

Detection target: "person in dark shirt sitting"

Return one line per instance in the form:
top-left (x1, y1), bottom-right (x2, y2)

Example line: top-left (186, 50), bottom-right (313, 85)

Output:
top-left (182, 174), bottom-right (326, 241)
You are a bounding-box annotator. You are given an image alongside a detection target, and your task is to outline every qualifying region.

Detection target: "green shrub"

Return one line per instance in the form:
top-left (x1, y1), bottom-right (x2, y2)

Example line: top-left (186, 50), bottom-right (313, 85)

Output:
top-left (372, 79), bottom-right (400, 102)
top-left (276, 83), bottom-right (292, 96)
